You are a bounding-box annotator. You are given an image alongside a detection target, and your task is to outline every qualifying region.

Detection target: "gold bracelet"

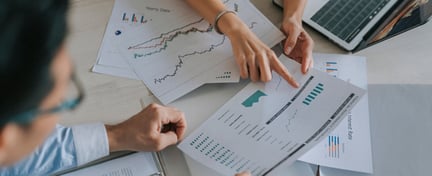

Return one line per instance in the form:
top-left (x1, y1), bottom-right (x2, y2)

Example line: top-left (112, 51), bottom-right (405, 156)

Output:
top-left (213, 10), bottom-right (236, 35)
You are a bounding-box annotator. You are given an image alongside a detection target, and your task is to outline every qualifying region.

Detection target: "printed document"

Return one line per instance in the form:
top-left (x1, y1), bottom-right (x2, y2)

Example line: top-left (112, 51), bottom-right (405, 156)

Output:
top-left (93, 0), bottom-right (239, 83)
top-left (178, 56), bottom-right (366, 176)
top-left (93, 0), bottom-right (284, 104)
top-left (299, 54), bottom-right (373, 173)
top-left (62, 152), bottom-right (162, 176)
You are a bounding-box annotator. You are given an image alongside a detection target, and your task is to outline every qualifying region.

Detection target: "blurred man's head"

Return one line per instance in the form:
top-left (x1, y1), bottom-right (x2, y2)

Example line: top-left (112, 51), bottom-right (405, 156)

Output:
top-left (0, 0), bottom-right (71, 165)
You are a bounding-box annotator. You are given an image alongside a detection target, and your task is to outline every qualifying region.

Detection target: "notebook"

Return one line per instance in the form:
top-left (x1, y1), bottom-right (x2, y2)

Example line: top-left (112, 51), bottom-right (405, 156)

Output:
top-left (273, 0), bottom-right (432, 51)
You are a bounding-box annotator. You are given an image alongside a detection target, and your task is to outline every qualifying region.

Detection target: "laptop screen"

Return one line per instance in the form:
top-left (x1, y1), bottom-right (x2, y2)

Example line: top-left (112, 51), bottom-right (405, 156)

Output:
top-left (309, 0), bottom-right (391, 43)
top-left (275, 0), bottom-right (399, 50)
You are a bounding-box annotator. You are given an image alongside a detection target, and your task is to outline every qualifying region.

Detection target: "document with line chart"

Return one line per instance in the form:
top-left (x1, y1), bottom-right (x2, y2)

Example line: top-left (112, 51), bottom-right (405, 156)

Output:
top-left (112, 0), bottom-right (284, 104)
top-left (93, 0), bottom-right (240, 84)
top-left (178, 56), bottom-right (366, 176)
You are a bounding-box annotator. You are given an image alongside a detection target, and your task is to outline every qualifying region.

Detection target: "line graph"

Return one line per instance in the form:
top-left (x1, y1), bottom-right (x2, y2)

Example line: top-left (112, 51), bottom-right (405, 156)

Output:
top-left (153, 36), bottom-right (227, 84)
top-left (249, 22), bottom-right (257, 29)
top-left (131, 26), bottom-right (212, 50)
top-left (129, 18), bottom-right (212, 59)
top-left (152, 21), bottom-right (258, 84)
top-left (284, 109), bottom-right (299, 133)
top-left (130, 18), bottom-right (205, 48)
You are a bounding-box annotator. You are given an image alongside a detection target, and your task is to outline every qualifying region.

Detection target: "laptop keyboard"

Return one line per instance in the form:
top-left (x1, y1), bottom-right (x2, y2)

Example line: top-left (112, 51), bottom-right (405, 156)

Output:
top-left (311, 0), bottom-right (391, 42)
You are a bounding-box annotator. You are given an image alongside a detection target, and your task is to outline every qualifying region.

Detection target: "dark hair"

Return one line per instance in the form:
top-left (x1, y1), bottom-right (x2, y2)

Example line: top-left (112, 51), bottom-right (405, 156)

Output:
top-left (0, 0), bottom-right (69, 125)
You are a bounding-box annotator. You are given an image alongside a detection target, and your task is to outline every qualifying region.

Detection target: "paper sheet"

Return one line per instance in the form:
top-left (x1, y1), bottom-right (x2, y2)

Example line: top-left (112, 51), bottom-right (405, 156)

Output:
top-left (62, 152), bottom-right (160, 176)
top-left (178, 55), bottom-right (366, 176)
top-left (93, 0), bottom-right (284, 104)
top-left (319, 166), bottom-right (369, 176)
top-left (92, 0), bottom-right (240, 83)
top-left (113, 0), bottom-right (283, 104)
top-left (298, 54), bottom-right (373, 173)
top-left (93, 51), bottom-right (239, 84)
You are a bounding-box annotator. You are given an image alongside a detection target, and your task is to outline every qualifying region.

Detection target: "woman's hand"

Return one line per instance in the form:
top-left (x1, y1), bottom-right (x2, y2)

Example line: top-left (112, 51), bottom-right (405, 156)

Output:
top-left (219, 13), bottom-right (299, 87)
top-left (281, 12), bottom-right (314, 74)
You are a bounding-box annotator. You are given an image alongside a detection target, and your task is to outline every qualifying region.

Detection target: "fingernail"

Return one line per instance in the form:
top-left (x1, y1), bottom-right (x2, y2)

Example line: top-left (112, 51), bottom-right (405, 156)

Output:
top-left (285, 47), bottom-right (292, 54)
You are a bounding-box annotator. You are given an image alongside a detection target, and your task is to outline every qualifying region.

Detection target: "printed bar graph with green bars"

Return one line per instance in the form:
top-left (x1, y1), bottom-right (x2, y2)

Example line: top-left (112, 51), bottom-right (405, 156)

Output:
top-left (303, 83), bottom-right (324, 105)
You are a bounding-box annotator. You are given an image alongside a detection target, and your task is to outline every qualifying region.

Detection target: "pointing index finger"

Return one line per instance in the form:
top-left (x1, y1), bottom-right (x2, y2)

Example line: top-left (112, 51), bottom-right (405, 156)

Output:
top-left (271, 56), bottom-right (299, 88)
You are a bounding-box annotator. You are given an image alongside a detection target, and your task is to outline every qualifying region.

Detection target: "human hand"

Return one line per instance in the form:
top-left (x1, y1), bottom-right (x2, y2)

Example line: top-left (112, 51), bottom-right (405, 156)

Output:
top-left (235, 171), bottom-right (251, 176)
top-left (281, 17), bottom-right (314, 74)
top-left (106, 103), bottom-right (187, 152)
top-left (218, 13), bottom-right (299, 87)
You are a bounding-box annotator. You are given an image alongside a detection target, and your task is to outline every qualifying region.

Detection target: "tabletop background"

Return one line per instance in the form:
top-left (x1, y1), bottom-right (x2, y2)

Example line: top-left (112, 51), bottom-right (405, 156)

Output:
top-left (62, 0), bottom-right (432, 175)
top-left (63, 0), bottom-right (432, 126)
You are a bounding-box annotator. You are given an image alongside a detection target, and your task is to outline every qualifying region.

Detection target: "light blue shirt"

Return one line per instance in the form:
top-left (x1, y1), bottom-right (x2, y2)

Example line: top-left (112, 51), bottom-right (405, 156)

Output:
top-left (0, 123), bottom-right (109, 176)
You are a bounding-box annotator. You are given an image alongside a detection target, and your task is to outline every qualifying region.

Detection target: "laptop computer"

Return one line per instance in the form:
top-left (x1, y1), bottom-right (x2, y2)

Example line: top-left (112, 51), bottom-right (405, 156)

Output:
top-left (273, 0), bottom-right (431, 51)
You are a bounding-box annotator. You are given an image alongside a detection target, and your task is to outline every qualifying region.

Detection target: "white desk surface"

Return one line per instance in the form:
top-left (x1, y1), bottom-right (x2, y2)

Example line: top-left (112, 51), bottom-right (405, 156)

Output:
top-left (63, 0), bottom-right (432, 175)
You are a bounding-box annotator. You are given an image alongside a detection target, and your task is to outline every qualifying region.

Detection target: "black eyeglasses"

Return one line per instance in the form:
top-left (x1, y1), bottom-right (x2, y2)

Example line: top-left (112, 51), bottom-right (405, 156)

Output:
top-left (2, 73), bottom-right (85, 125)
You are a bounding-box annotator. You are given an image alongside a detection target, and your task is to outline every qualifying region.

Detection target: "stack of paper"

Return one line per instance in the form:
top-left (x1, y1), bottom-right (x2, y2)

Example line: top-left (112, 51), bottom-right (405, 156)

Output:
top-left (93, 0), bottom-right (284, 104)
top-left (178, 55), bottom-right (366, 176)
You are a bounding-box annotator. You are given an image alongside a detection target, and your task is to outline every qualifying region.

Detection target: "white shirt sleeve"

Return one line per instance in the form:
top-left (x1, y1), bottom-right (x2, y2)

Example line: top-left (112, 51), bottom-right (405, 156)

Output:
top-left (71, 123), bottom-right (110, 166)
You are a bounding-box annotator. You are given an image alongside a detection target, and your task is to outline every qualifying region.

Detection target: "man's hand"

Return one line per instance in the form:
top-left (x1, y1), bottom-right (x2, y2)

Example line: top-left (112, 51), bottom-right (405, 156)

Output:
top-left (106, 103), bottom-right (187, 152)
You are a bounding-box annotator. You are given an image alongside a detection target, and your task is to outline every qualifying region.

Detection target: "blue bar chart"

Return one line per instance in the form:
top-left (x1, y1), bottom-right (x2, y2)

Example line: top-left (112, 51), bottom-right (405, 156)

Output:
top-left (303, 83), bottom-right (324, 106)
top-left (327, 135), bottom-right (344, 158)
top-left (325, 61), bottom-right (339, 77)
